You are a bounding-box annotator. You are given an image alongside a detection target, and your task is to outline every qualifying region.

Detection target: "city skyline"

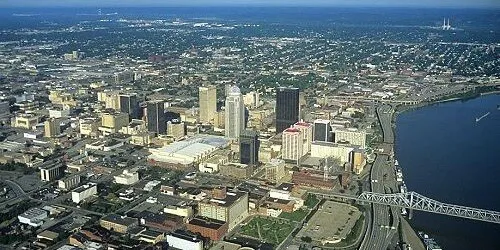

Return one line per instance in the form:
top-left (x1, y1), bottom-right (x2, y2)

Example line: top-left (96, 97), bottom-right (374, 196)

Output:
top-left (0, 5), bottom-right (497, 250)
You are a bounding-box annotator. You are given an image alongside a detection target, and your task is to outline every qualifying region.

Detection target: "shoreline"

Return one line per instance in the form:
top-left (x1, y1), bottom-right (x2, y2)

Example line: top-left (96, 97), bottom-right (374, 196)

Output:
top-left (387, 88), bottom-right (499, 249)
top-left (394, 88), bottom-right (500, 118)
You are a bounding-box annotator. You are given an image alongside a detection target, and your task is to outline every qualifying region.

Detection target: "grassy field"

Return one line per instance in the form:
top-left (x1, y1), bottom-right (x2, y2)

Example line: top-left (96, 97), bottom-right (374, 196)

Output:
top-left (240, 216), bottom-right (295, 247)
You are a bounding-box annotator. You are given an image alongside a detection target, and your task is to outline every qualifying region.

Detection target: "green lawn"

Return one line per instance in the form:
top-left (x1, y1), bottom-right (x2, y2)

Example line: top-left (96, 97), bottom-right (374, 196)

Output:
top-left (240, 216), bottom-right (295, 247)
top-left (279, 208), bottom-right (309, 222)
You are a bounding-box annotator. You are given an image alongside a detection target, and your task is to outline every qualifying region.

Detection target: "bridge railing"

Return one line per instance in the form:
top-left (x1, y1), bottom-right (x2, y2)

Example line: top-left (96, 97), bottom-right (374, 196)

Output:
top-left (307, 190), bottom-right (500, 224)
top-left (358, 191), bottom-right (500, 224)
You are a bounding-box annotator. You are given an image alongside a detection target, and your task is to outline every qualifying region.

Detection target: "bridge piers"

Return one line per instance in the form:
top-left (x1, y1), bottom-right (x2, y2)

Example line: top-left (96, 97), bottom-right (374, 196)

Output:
top-left (408, 209), bottom-right (413, 220)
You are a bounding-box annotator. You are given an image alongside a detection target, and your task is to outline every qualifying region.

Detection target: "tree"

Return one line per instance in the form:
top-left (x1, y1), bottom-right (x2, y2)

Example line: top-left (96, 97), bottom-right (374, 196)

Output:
top-left (301, 236), bottom-right (312, 243)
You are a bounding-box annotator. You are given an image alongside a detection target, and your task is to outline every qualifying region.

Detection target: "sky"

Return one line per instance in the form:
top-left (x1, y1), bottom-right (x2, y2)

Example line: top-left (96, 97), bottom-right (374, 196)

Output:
top-left (0, 0), bottom-right (499, 8)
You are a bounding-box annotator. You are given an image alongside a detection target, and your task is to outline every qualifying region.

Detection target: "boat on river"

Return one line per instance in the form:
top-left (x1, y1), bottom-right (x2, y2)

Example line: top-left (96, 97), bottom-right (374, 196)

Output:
top-left (475, 112), bottom-right (490, 122)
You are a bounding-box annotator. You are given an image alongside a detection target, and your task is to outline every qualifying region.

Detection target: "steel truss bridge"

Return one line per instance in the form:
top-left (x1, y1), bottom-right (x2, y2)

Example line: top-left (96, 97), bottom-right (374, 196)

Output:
top-left (310, 191), bottom-right (500, 224)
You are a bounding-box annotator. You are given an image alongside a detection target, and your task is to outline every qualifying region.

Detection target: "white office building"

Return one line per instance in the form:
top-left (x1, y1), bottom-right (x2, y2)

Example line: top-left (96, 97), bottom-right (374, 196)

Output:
top-left (224, 85), bottom-right (245, 140)
top-left (58, 174), bottom-right (81, 191)
top-left (72, 183), bottom-right (97, 203)
top-left (166, 232), bottom-right (203, 250)
top-left (311, 141), bottom-right (354, 163)
top-left (114, 169), bottom-right (139, 185)
top-left (334, 128), bottom-right (367, 149)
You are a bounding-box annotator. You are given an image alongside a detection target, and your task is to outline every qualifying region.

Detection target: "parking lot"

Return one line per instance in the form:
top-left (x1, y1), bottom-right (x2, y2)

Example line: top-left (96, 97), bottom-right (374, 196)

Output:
top-left (297, 200), bottom-right (362, 244)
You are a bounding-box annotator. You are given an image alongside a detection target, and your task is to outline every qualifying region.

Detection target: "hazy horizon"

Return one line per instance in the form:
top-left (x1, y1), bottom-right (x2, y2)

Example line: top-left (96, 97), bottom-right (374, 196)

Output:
top-left (1, 0), bottom-right (499, 8)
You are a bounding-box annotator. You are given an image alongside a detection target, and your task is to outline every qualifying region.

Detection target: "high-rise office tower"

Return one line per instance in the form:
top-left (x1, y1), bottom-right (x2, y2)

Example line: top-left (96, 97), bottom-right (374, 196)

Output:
top-left (225, 86), bottom-right (245, 139)
top-left (239, 130), bottom-right (259, 166)
top-left (199, 85), bottom-right (217, 124)
top-left (167, 119), bottom-right (186, 140)
top-left (276, 87), bottom-right (300, 133)
top-left (313, 119), bottom-right (333, 142)
top-left (119, 93), bottom-right (139, 119)
top-left (146, 100), bottom-right (166, 135)
top-left (44, 118), bottom-right (60, 138)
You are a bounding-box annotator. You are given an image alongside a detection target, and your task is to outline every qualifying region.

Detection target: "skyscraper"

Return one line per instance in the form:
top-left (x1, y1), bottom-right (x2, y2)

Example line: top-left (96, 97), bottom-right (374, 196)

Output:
top-left (225, 86), bottom-right (245, 139)
top-left (239, 130), bottom-right (259, 166)
top-left (146, 100), bottom-right (166, 135)
top-left (276, 87), bottom-right (300, 133)
top-left (313, 119), bottom-right (333, 142)
top-left (119, 93), bottom-right (139, 119)
top-left (44, 118), bottom-right (60, 138)
top-left (199, 85), bottom-right (217, 124)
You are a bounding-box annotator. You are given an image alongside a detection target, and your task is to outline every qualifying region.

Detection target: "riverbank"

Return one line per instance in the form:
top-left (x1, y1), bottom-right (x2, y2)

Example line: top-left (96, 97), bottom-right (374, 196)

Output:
top-left (394, 85), bottom-right (500, 116)
top-left (391, 93), bottom-right (500, 249)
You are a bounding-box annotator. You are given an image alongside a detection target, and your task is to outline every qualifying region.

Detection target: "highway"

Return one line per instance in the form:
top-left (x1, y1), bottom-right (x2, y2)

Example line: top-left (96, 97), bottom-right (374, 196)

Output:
top-left (361, 104), bottom-right (398, 250)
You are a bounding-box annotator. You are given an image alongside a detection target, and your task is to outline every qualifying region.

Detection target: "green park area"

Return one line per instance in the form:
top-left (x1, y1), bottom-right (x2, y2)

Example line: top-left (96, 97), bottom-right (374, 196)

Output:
top-left (239, 216), bottom-right (295, 247)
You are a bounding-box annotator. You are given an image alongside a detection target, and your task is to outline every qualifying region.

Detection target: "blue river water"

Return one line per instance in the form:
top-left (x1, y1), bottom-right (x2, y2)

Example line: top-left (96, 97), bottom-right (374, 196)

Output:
top-left (395, 94), bottom-right (500, 250)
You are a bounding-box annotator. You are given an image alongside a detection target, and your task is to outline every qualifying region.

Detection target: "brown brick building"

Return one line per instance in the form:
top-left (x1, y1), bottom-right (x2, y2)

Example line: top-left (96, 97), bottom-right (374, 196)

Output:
top-left (186, 216), bottom-right (228, 241)
top-left (292, 170), bottom-right (336, 189)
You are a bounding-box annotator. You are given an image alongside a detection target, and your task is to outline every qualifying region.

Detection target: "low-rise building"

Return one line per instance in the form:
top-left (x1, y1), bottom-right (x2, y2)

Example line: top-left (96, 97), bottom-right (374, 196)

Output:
top-left (58, 174), bottom-right (81, 190)
top-left (164, 205), bottom-right (194, 220)
top-left (166, 231), bottom-right (204, 250)
top-left (134, 229), bottom-right (166, 244)
top-left (18, 208), bottom-right (48, 227)
top-left (40, 165), bottom-right (64, 182)
top-left (79, 118), bottom-right (100, 138)
top-left (198, 187), bottom-right (249, 231)
top-left (198, 154), bottom-right (229, 173)
top-left (219, 163), bottom-right (254, 179)
top-left (264, 159), bottom-right (286, 182)
top-left (187, 216), bottom-right (228, 241)
top-left (12, 114), bottom-right (39, 129)
top-left (136, 210), bottom-right (184, 232)
top-left (114, 169), bottom-right (139, 185)
top-left (99, 214), bottom-right (138, 234)
top-left (292, 170), bottom-right (337, 189)
top-left (71, 183), bottom-right (97, 203)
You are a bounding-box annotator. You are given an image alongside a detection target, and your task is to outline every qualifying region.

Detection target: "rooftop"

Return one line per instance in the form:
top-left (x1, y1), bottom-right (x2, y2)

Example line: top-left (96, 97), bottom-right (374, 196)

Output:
top-left (72, 183), bottom-right (96, 193)
top-left (188, 216), bottom-right (227, 230)
top-left (100, 214), bottom-right (137, 226)
top-left (284, 128), bottom-right (300, 133)
top-left (204, 190), bottom-right (247, 208)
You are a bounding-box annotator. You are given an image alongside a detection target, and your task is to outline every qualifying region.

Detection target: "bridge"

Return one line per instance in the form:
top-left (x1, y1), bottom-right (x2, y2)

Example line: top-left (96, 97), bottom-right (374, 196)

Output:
top-left (309, 191), bottom-right (500, 224)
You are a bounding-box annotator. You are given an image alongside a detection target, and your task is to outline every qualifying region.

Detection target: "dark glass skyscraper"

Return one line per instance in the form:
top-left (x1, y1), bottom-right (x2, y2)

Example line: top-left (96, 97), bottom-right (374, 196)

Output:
top-left (313, 119), bottom-right (333, 142)
top-left (276, 87), bottom-right (300, 133)
top-left (119, 93), bottom-right (139, 119)
top-left (146, 100), bottom-right (166, 134)
top-left (240, 130), bottom-right (259, 166)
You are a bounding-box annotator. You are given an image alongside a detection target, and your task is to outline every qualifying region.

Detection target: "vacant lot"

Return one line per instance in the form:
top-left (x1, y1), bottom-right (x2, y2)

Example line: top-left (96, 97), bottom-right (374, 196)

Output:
top-left (297, 201), bottom-right (362, 245)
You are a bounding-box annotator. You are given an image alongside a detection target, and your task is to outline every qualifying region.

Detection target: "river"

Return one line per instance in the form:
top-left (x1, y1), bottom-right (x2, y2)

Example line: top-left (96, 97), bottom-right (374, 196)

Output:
top-left (395, 94), bottom-right (500, 250)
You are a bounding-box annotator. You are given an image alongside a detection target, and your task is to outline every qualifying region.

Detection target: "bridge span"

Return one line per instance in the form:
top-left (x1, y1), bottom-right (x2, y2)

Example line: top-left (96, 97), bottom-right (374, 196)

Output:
top-left (309, 191), bottom-right (500, 224)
